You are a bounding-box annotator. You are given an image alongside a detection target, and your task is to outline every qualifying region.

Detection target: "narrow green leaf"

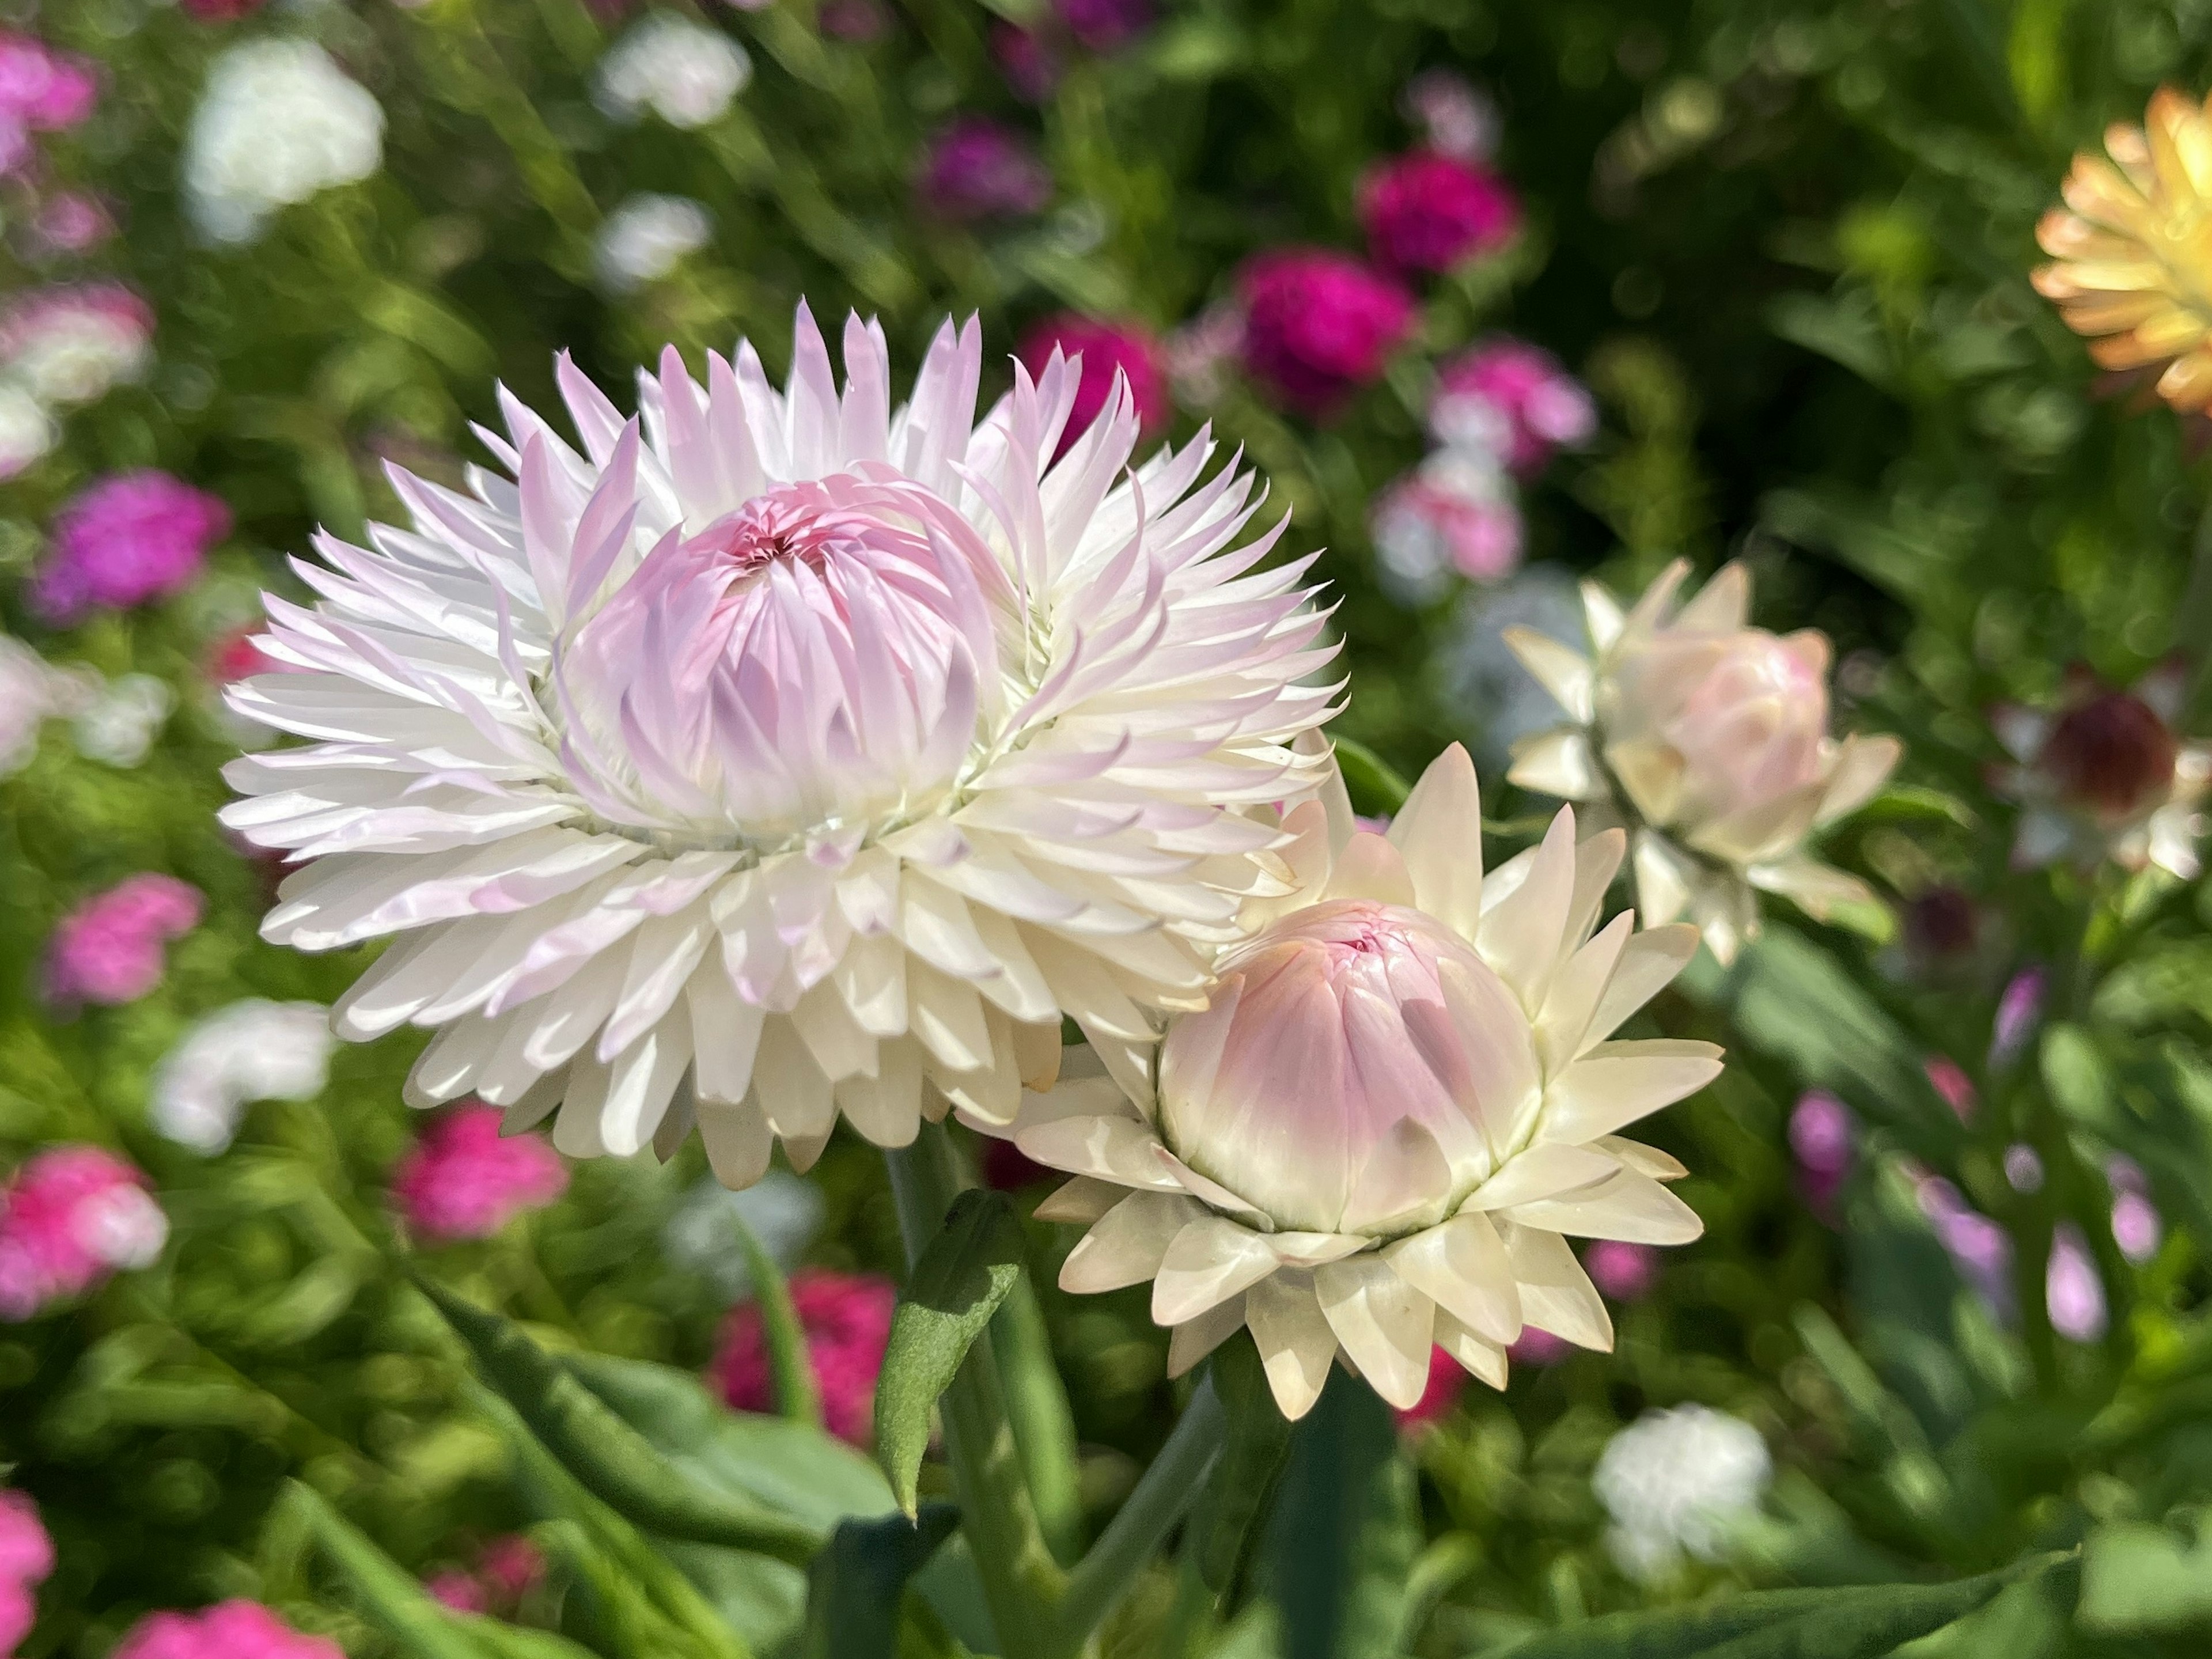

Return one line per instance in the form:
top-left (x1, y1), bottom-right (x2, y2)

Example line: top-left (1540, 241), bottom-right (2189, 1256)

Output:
top-left (285, 1480), bottom-right (592, 1659)
top-left (1331, 735), bottom-right (1411, 818)
top-left (1491, 1550), bottom-right (2069, 1658)
top-left (873, 1188), bottom-right (1027, 1516)
top-left (728, 1210), bottom-right (821, 1430)
top-left (415, 1275), bottom-right (824, 1565)
top-left (800, 1502), bottom-right (961, 1659)
top-left (1191, 1335), bottom-right (1292, 1596)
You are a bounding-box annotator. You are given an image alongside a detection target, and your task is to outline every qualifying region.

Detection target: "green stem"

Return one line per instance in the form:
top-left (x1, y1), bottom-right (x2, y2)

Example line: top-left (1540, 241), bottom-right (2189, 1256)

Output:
top-left (993, 1270), bottom-right (1088, 1566)
top-left (1051, 1379), bottom-right (1226, 1657)
top-left (885, 1126), bottom-right (1064, 1659)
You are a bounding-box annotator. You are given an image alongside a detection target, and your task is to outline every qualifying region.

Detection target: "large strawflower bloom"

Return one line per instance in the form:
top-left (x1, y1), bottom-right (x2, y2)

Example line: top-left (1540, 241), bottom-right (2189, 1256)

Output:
top-left (1015, 744), bottom-right (1718, 1419)
top-left (1505, 560), bottom-right (1899, 964)
top-left (223, 308), bottom-right (1333, 1184)
top-left (2033, 88), bottom-right (2212, 411)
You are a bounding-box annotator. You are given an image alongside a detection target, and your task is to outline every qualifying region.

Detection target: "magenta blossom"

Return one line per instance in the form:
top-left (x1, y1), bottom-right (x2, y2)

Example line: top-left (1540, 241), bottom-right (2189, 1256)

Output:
top-left (1508, 1327), bottom-right (1573, 1367)
top-left (2047, 1222), bottom-right (2107, 1343)
top-left (1237, 248), bottom-right (1415, 416)
top-left (712, 1268), bottom-right (895, 1445)
top-left (817, 0), bottom-right (888, 40)
top-left (1358, 150), bottom-right (1518, 275)
top-left (112, 1601), bottom-right (342, 1659)
top-left (0, 1145), bottom-right (168, 1320)
top-left (1017, 313), bottom-right (1170, 454)
top-left (1990, 965), bottom-right (2047, 1069)
top-left (427, 1534), bottom-right (542, 1617)
top-left (1056, 0), bottom-right (1149, 51)
top-left (0, 33), bottom-right (97, 133)
top-left (1925, 1056), bottom-right (1976, 1120)
top-left (32, 471), bottom-right (231, 624)
top-left (1585, 1240), bottom-right (1662, 1302)
top-left (1395, 1346), bottom-right (1467, 1428)
top-left (44, 874), bottom-right (204, 1008)
top-left (916, 116), bottom-right (1051, 222)
top-left (1432, 339), bottom-right (1596, 475)
top-left (33, 191), bottom-right (114, 255)
top-left (0, 1488), bottom-right (52, 1657)
top-left (391, 1105), bottom-right (568, 1242)
top-left (992, 24), bottom-right (1059, 101)
top-left (1788, 1091), bottom-right (1853, 1220)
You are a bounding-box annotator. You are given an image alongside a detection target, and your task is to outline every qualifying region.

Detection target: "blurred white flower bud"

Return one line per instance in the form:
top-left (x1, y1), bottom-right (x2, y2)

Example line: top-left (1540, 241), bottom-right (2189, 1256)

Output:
top-left (184, 41), bottom-right (385, 243)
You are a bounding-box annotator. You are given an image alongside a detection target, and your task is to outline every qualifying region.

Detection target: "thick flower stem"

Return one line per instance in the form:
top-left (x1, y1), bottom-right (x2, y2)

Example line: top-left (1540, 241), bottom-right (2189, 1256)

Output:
top-left (885, 1126), bottom-right (1065, 1659)
top-left (993, 1270), bottom-right (1088, 1566)
top-left (1048, 1378), bottom-right (1226, 1658)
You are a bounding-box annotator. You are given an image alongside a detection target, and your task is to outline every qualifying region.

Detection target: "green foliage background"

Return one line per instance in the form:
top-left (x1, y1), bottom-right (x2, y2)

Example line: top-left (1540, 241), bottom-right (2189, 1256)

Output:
top-left (12, 0), bottom-right (2212, 1654)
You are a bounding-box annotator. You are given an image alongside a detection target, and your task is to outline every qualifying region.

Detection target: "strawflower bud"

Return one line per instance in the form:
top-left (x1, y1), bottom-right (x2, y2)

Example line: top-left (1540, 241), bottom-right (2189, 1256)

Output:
top-left (1017, 743), bottom-right (1719, 1419)
top-left (1506, 560), bottom-right (1901, 963)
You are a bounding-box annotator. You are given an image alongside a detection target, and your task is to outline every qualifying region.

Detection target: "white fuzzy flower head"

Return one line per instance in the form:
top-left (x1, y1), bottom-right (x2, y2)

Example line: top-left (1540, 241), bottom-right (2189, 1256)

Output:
top-left (71, 1182), bottom-right (171, 1271)
top-left (151, 998), bottom-right (335, 1153)
top-left (0, 634), bottom-right (95, 775)
top-left (184, 41), bottom-right (385, 243)
top-left (594, 194), bottom-right (713, 296)
top-left (1594, 1404), bottom-right (1772, 1583)
top-left (73, 673), bottom-right (175, 768)
top-left (0, 385), bottom-right (54, 479)
top-left (222, 306), bottom-right (1334, 1185)
top-left (1014, 743), bottom-right (1718, 1420)
top-left (1992, 661), bottom-right (2210, 880)
top-left (1506, 559), bottom-right (1901, 964)
top-left (594, 16), bottom-right (751, 130)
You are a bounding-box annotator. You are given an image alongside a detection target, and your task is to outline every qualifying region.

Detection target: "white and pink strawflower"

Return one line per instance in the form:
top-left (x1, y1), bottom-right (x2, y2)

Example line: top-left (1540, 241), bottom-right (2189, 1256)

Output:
top-left (222, 308), bottom-right (1334, 1184)
top-left (1504, 560), bottom-right (1900, 964)
top-left (1013, 743), bottom-right (1718, 1419)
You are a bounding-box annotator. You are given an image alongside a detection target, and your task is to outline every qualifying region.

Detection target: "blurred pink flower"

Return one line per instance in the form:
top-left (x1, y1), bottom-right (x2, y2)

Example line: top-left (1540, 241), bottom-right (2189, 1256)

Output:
top-left (1788, 1091), bottom-right (1854, 1221)
top-left (425, 1533), bottom-right (541, 1618)
top-left (1431, 339), bottom-right (1595, 475)
top-left (1017, 313), bottom-right (1169, 455)
top-left (1358, 150), bottom-right (1518, 275)
top-left (2046, 1222), bottom-right (2107, 1343)
top-left (992, 24), bottom-right (1059, 101)
top-left (711, 1268), bottom-right (895, 1445)
top-left (44, 874), bottom-right (204, 1007)
top-left (0, 1487), bottom-right (49, 1656)
top-left (31, 471), bottom-right (231, 624)
top-left (1585, 1240), bottom-right (1662, 1302)
top-left (33, 191), bottom-right (113, 255)
top-left (0, 282), bottom-right (152, 409)
top-left (917, 116), bottom-right (1050, 222)
top-left (1914, 1173), bottom-right (2013, 1318)
top-left (1394, 1346), bottom-right (1467, 1427)
top-left (112, 1601), bottom-right (342, 1659)
top-left (425, 1574), bottom-right (485, 1615)
top-left (0, 1145), bottom-right (168, 1321)
top-left (0, 33), bottom-right (96, 132)
top-left (817, 0), bottom-right (888, 40)
top-left (1402, 70), bottom-right (1495, 162)
top-left (1990, 965), bottom-right (2047, 1069)
top-left (1056, 0), bottom-right (1150, 51)
top-left (1237, 248), bottom-right (1415, 416)
top-left (392, 1105), bottom-right (568, 1242)
top-left (1508, 1327), bottom-right (1573, 1366)
top-left (1925, 1056), bottom-right (1975, 1120)
top-left (2109, 1157), bottom-right (2161, 1265)
top-left (1370, 474), bottom-right (1521, 584)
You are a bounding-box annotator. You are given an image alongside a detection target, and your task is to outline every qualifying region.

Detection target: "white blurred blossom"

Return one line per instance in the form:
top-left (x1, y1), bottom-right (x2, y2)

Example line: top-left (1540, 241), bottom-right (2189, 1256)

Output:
top-left (151, 999), bottom-right (335, 1154)
top-left (184, 41), bottom-right (385, 243)
top-left (0, 385), bottom-right (54, 479)
top-left (71, 1181), bottom-right (169, 1270)
top-left (593, 194), bottom-right (713, 294)
top-left (1594, 1405), bottom-right (1772, 1584)
top-left (73, 672), bottom-right (174, 768)
top-left (663, 1170), bottom-right (825, 1302)
top-left (594, 16), bottom-right (751, 130)
top-left (0, 634), bottom-right (96, 775)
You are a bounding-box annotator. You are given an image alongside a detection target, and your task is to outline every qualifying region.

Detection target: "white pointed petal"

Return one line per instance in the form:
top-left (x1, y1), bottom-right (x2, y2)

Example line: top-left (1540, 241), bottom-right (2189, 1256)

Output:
top-left (1747, 857), bottom-right (1876, 921)
top-left (1536, 911), bottom-right (1633, 1075)
top-left (1813, 733), bottom-right (1902, 826)
top-left (1596, 1137), bottom-right (1688, 1180)
top-left (1501, 1223), bottom-right (1613, 1351)
top-left (1631, 831), bottom-right (1697, 928)
top-left (1578, 924), bottom-right (1698, 1057)
top-left (685, 967), bottom-right (767, 1104)
top-left (1434, 1313), bottom-right (1508, 1391)
top-left (1167, 1293), bottom-right (1248, 1378)
top-left (1153, 1216), bottom-right (1283, 1325)
top-left (1247, 1272), bottom-right (1338, 1421)
top-left (1581, 580), bottom-right (1626, 653)
top-left (698, 1100), bottom-right (773, 1190)
top-left (1565, 827), bottom-right (1626, 948)
top-left (1388, 1209), bottom-right (1522, 1344)
top-left (1324, 832), bottom-right (1416, 906)
top-left (1476, 806), bottom-right (1578, 1004)
top-left (1673, 561), bottom-right (1748, 632)
top-left (1018, 1113), bottom-right (1183, 1192)
top-left (1604, 736), bottom-right (1686, 827)
top-left (832, 1041), bottom-right (923, 1146)
top-left (1035, 1175), bottom-right (1126, 1224)
top-left (1062, 1192), bottom-right (1207, 1292)
top-left (1508, 1168), bottom-right (1703, 1245)
top-left (1387, 743), bottom-right (1483, 937)
top-left (1544, 1039), bottom-right (1724, 1143)
top-left (1508, 728), bottom-right (1607, 802)
top-left (1464, 1142), bottom-right (1620, 1211)
top-left (1501, 628), bottom-right (1594, 722)
top-left (1313, 1255), bottom-right (1435, 1411)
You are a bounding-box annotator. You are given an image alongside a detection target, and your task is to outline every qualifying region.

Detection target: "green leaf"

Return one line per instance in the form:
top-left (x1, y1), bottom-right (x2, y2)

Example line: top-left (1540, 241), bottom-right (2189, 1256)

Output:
top-left (728, 1209), bottom-right (821, 1430)
top-left (1191, 1335), bottom-right (1293, 1596)
top-left (415, 1275), bottom-right (824, 1565)
top-left (1491, 1551), bottom-right (2069, 1658)
top-left (873, 1189), bottom-right (1027, 1517)
top-left (800, 1503), bottom-right (961, 1659)
top-left (285, 1481), bottom-right (592, 1659)
top-left (1260, 1370), bottom-right (1412, 1659)
top-left (2080, 1518), bottom-right (2212, 1633)
top-left (1332, 736), bottom-right (1411, 819)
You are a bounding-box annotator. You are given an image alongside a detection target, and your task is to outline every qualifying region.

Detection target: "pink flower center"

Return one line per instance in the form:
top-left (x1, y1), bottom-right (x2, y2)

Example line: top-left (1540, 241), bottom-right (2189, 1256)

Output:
top-left (2043, 691), bottom-right (2177, 819)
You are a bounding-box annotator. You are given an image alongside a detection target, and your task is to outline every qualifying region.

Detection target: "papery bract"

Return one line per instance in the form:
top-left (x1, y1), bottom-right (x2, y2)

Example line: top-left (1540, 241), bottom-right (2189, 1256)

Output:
top-left (222, 306), bottom-right (1333, 1184)
top-left (1016, 743), bottom-right (1719, 1419)
top-left (1507, 560), bottom-right (1900, 963)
